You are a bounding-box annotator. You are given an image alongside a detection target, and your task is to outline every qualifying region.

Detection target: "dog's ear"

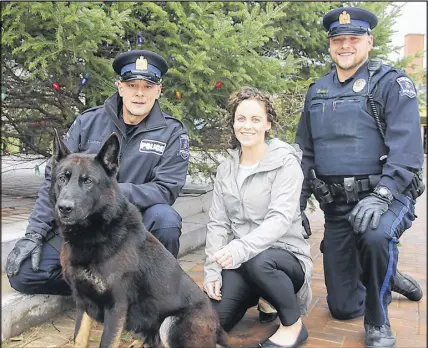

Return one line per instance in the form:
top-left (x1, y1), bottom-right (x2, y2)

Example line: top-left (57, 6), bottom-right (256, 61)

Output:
top-left (52, 129), bottom-right (71, 165)
top-left (96, 133), bottom-right (120, 176)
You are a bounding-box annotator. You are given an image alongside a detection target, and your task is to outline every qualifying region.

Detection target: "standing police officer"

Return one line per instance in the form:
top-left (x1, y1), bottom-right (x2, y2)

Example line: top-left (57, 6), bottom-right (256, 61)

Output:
top-left (296, 7), bottom-right (424, 348)
top-left (6, 50), bottom-right (190, 296)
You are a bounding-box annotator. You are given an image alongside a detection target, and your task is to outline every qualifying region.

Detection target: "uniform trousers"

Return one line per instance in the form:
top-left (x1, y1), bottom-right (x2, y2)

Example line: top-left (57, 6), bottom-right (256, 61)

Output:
top-left (321, 193), bottom-right (416, 326)
top-left (211, 248), bottom-right (305, 332)
top-left (8, 204), bottom-right (182, 296)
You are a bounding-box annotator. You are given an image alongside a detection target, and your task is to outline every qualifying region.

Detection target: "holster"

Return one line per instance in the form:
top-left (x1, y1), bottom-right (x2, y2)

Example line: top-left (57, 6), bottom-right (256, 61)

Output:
top-left (312, 180), bottom-right (333, 204)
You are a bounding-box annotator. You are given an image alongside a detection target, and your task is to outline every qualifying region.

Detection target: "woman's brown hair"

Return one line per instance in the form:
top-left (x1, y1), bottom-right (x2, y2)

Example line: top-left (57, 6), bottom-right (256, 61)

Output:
top-left (226, 86), bottom-right (277, 149)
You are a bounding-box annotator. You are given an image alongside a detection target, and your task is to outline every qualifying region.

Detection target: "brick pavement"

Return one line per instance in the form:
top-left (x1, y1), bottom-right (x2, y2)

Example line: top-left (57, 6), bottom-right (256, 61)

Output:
top-left (2, 187), bottom-right (426, 347)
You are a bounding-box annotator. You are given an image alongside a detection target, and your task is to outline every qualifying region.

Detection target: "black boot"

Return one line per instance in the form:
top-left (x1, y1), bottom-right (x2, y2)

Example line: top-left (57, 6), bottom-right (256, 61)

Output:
top-left (391, 270), bottom-right (423, 301)
top-left (364, 324), bottom-right (395, 348)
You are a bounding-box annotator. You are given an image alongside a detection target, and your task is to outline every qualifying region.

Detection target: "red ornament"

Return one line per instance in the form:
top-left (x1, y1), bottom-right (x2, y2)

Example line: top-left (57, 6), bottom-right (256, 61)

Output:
top-left (215, 81), bottom-right (223, 88)
top-left (52, 82), bottom-right (61, 91)
top-left (175, 90), bottom-right (182, 101)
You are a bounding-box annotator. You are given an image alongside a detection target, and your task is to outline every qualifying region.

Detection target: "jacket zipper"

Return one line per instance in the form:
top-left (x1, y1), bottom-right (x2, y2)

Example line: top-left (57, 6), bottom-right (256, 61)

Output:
top-left (233, 161), bottom-right (285, 229)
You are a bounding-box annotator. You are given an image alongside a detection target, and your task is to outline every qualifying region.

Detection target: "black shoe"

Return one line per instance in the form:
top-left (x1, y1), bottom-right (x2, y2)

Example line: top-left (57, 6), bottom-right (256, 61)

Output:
top-left (391, 270), bottom-right (423, 301)
top-left (258, 303), bottom-right (278, 323)
top-left (259, 311), bottom-right (279, 323)
top-left (259, 324), bottom-right (308, 348)
top-left (364, 324), bottom-right (395, 348)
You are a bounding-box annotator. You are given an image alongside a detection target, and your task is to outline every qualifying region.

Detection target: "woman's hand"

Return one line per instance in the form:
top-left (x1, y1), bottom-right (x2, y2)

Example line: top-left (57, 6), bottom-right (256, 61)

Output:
top-left (212, 248), bottom-right (233, 269)
top-left (203, 280), bottom-right (222, 301)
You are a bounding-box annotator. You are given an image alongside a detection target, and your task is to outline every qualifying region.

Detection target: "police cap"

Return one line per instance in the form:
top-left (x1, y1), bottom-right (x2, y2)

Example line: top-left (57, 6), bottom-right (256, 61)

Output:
top-left (323, 7), bottom-right (378, 38)
top-left (112, 50), bottom-right (168, 84)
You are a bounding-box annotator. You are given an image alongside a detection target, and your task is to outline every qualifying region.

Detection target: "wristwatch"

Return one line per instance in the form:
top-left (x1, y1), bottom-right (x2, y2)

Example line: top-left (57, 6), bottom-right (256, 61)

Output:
top-left (373, 186), bottom-right (393, 203)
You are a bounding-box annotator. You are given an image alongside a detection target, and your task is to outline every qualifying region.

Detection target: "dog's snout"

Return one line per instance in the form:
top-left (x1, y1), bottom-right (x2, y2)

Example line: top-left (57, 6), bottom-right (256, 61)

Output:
top-left (58, 200), bottom-right (75, 215)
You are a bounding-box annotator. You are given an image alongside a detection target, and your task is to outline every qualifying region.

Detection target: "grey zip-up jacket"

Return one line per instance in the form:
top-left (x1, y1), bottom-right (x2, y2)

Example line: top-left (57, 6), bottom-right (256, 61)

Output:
top-left (204, 138), bottom-right (313, 314)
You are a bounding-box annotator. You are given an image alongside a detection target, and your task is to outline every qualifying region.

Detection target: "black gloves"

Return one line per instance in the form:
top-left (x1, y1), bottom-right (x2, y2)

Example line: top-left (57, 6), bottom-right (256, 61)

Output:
top-left (349, 192), bottom-right (391, 234)
top-left (6, 232), bottom-right (44, 277)
top-left (301, 211), bottom-right (312, 239)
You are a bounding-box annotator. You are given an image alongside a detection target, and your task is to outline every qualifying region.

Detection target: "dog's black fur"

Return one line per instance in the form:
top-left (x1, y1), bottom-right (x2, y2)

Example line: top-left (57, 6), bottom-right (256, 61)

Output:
top-left (49, 131), bottom-right (227, 348)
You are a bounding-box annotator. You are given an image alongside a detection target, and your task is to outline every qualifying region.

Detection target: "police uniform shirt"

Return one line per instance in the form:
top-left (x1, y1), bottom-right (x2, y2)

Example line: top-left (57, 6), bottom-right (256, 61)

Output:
top-left (296, 61), bottom-right (424, 199)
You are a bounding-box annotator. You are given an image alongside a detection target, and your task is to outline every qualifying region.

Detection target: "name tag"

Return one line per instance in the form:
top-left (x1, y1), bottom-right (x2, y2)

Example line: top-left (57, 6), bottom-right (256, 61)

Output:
top-left (139, 140), bottom-right (166, 156)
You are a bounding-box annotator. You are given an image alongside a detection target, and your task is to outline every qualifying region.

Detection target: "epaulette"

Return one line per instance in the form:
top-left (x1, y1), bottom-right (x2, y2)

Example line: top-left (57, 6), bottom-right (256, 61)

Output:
top-left (163, 112), bottom-right (186, 128)
top-left (80, 105), bottom-right (103, 115)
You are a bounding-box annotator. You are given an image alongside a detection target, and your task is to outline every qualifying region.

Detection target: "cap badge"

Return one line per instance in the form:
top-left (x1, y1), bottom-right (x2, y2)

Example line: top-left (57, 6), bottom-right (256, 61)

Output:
top-left (339, 11), bottom-right (351, 25)
top-left (353, 78), bottom-right (366, 93)
top-left (136, 56), bottom-right (148, 70)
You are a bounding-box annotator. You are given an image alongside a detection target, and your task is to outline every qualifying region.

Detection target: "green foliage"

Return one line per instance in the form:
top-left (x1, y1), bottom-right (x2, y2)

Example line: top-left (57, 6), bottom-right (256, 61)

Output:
top-left (1, 1), bottom-right (414, 177)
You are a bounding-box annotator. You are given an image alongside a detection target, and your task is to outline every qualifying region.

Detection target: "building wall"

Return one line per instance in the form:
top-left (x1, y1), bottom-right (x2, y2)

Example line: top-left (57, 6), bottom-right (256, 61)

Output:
top-left (404, 34), bottom-right (425, 84)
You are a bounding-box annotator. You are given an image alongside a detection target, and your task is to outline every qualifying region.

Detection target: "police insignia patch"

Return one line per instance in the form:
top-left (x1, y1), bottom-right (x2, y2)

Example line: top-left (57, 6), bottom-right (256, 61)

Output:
top-left (353, 78), bottom-right (366, 93)
top-left (139, 140), bottom-right (166, 155)
top-left (178, 134), bottom-right (190, 160)
top-left (396, 77), bottom-right (416, 98)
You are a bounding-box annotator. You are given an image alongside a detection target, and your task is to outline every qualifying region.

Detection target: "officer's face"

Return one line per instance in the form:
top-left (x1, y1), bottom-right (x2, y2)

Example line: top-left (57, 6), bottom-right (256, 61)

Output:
top-left (233, 99), bottom-right (271, 150)
top-left (118, 79), bottom-right (162, 124)
top-left (329, 34), bottom-right (373, 73)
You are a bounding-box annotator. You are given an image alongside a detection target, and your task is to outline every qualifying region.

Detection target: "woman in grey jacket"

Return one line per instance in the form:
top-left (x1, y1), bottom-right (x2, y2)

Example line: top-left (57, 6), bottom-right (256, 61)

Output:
top-left (203, 87), bottom-right (313, 348)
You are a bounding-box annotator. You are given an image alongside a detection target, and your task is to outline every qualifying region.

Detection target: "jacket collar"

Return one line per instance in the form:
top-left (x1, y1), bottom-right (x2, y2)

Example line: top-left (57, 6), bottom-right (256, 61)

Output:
top-left (139, 100), bottom-right (167, 131)
top-left (226, 139), bottom-right (301, 173)
top-left (104, 92), bottom-right (167, 133)
top-left (333, 59), bottom-right (369, 85)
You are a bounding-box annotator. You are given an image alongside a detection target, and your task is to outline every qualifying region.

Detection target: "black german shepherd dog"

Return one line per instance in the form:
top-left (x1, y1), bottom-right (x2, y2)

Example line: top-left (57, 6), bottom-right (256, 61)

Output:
top-left (49, 131), bottom-right (227, 348)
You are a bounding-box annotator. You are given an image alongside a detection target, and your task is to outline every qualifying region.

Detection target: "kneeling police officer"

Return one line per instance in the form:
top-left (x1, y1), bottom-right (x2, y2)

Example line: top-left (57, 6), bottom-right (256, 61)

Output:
top-left (296, 6), bottom-right (424, 348)
top-left (6, 49), bottom-right (190, 296)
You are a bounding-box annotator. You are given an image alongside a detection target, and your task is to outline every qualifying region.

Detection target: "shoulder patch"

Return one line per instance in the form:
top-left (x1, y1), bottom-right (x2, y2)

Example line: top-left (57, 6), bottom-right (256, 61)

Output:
top-left (178, 134), bottom-right (190, 160)
top-left (396, 77), bottom-right (416, 98)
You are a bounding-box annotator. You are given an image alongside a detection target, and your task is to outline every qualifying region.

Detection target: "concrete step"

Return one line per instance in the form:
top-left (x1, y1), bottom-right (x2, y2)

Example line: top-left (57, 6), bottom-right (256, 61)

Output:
top-left (174, 188), bottom-right (213, 219)
top-left (1, 210), bottom-right (211, 342)
top-left (2, 220), bottom-right (28, 273)
top-left (178, 211), bottom-right (210, 257)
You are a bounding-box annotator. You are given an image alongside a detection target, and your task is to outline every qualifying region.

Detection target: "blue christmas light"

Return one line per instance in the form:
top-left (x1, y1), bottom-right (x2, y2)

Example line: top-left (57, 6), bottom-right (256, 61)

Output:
top-left (137, 35), bottom-right (144, 46)
top-left (80, 72), bottom-right (90, 86)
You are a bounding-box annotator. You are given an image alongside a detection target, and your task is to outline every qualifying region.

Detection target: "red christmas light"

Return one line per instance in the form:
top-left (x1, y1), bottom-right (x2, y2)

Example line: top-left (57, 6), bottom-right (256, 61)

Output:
top-left (215, 81), bottom-right (223, 88)
top-left (52, 82), bottom-right (61, 91)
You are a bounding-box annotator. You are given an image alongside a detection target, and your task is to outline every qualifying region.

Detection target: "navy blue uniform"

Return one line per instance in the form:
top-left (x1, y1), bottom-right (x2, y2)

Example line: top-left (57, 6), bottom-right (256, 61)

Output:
top-left (295, 61), bottom-right (424, 326)
top-left (9, 93), bottom-right (189, 295)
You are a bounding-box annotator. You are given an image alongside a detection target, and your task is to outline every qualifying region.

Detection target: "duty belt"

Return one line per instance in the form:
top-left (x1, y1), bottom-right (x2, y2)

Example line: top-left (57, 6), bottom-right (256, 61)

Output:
top-left (329, 178), bottom-right (371, 197)
top-left (310, 174), bottom-right (382, 204)
top-left (327, 175), bottom-right (381, 203)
